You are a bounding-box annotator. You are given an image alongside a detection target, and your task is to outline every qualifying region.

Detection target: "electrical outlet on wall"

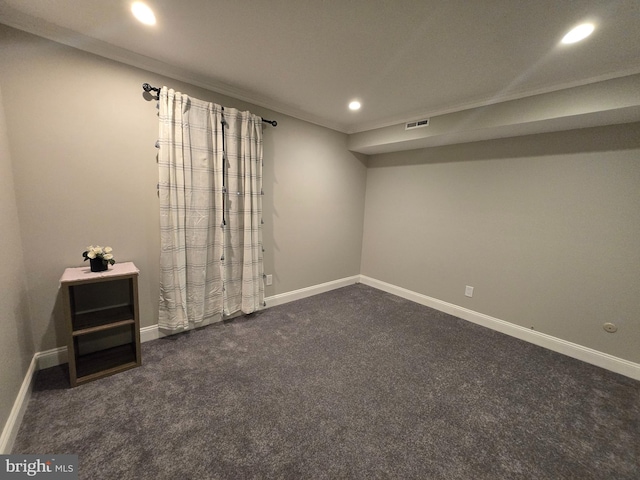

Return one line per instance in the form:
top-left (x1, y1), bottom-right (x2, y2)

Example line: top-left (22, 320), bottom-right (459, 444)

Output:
top-left (465, 286), bottom-right (474, 297)
top-left (266, 274), bottom-right (273, 286)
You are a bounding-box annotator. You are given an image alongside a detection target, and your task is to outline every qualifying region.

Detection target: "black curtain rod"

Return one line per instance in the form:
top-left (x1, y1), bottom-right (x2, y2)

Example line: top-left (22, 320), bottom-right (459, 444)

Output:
top-left (142, 83), bottom-right (277, 127)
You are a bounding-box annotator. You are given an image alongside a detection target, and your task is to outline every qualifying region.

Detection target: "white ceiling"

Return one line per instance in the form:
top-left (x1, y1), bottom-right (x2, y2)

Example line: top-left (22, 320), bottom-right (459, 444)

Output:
top-left (1, 0), bottom-right (639, 134)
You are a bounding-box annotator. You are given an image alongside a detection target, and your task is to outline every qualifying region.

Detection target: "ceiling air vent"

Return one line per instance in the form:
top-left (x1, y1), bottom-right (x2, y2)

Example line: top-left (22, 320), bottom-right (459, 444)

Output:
top-left (405, 118), bottom-right (430, 130)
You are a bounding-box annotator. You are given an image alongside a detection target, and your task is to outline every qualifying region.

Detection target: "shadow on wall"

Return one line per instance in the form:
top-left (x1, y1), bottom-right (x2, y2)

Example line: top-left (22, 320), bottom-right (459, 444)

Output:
top-left (16, 291), bottom-right (35, 362)
top-left (368, 122), bottom-right (640, 168)
top-left (46, 290), bottom-right (67, 355)
top-left (351, 151), bottom-right (369, 168)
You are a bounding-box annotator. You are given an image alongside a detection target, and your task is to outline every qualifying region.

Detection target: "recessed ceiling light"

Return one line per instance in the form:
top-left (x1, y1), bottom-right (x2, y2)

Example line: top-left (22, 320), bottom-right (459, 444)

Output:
top-left (349, 101), bottom-right (361, 111)
top-left (132, 2), bottom-right (156, 25)
top-left (561, 23), bottom-right (594, 44)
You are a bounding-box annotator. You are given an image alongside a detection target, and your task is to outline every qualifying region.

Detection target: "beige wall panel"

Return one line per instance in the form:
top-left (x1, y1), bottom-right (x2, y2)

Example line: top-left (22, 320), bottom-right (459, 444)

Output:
top-left (362, 124), bottom-right (640, 363)
top-left (0, 24), bottom-right (367, 351)
top-left (0, 83), bottom-right (34, 439)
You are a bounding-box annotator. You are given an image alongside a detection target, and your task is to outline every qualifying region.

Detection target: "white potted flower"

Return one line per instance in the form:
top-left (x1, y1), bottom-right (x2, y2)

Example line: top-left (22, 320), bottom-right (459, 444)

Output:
top-left (82, 245), bottom-right (116, 272)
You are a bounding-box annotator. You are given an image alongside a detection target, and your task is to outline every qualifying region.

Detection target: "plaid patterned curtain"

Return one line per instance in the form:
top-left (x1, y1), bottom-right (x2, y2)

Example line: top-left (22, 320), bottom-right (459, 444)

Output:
top-left (157, 87), bottom-right (264, 331)
top-left (221, 108), bottom-right (265, 315)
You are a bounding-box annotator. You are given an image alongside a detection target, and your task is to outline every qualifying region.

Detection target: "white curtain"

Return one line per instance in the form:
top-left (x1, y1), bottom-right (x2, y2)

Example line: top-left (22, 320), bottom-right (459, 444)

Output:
top-left (158, 88), bottom-right (264, 331)
top-left (222, 108), bottom-right (265, 315)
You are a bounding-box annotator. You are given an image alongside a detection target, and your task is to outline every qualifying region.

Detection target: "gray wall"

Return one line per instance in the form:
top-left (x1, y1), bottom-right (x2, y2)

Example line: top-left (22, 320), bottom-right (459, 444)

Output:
top-left (0, 84), bottom-right (34, 441)
top-left (0, 24), bottom-right (367, 353)
top-left (361, 124), bottom-right (640, 363)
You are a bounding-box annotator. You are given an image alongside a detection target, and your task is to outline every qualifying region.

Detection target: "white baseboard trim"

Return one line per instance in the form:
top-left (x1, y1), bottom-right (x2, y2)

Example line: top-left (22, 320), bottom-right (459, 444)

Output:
top-left (265, 275), bottom-right (361, 308)
top-left (359, 275), bottom-right (640, 381)
top-left (0, 356), bottom-right (38, 454)
top-left (139, 275), bottom-right (361, 343)
top-left (140, 324), bottom-right (168, 343)
top-left (8, 272), bottom-right (633, 455)
top-left (36, 275), bottom-right (362, 364)
top-left (36, 346), bottom-right (67, 370)
top-left (34, 275), bottom-right (640, 381)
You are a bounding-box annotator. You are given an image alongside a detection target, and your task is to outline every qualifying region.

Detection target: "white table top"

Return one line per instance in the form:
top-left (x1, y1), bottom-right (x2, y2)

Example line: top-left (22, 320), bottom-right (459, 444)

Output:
top-left (60, 261), bottom-right (139, 284)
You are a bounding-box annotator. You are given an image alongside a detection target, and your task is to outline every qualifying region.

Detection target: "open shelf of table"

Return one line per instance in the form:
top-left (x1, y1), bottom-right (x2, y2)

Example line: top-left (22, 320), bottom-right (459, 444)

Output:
top-left (75, 343), bottom-right (138, 384)
top-left (72, 305), bottom-right (135, 334)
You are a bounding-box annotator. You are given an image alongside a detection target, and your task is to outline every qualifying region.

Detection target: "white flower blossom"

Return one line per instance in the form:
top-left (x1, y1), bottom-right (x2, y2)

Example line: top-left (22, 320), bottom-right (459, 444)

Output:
top-left (83, 244), bottom-right (116, 265)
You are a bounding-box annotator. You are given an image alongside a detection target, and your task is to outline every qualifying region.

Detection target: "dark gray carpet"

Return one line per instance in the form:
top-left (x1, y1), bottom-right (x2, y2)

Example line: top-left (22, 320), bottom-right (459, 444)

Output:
top-left (13, 284), bottom-right (640, 479)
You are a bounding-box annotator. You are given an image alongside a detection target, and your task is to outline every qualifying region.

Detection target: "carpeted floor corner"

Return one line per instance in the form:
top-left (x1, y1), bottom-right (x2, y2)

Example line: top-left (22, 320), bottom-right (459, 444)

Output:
top-left (13, 284), bottom-right (640, 479)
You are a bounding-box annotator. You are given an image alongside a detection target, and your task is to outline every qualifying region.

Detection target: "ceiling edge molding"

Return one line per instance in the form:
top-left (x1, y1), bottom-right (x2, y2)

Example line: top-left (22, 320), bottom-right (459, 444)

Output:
top-left (0, 9), bottom-right (349, 133)
top-left (345, 67), bottom-right (640, 134)
top-left (2, 5), bottom-right (638, 137)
